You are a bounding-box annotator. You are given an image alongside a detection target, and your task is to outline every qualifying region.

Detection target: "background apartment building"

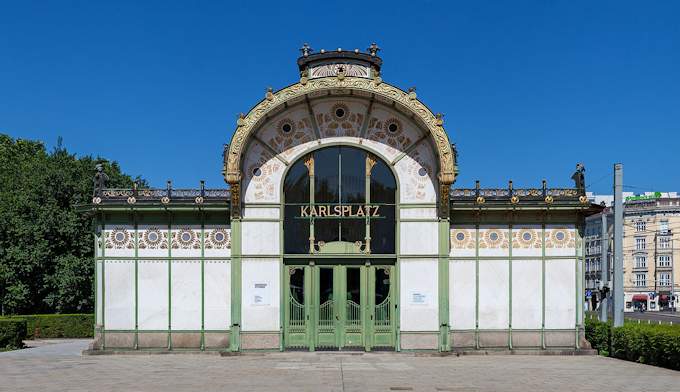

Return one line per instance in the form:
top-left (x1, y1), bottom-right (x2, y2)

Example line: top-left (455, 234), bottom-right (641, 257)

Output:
top-left (585, 192), bottom-right (680, 312)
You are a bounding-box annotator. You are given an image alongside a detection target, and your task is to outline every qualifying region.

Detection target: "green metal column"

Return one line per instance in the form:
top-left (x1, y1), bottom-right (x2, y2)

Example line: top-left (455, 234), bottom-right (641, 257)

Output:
top-left (541, 223), bottom-right (546, 349)
top-left (230, 218), bottom-right (242, 351)
top-left (134, 213), bottom-right (139, 350)
top-left (508, 224), bottom-right (513, 349)
top-left (438, 219), bottom-right (450, 351)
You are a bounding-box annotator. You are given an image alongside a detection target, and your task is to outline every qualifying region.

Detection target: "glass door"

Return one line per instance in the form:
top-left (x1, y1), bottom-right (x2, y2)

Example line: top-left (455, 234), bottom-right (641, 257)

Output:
top-left (315, 266), bottom-right (337, 348)
top-left (368, 265), bottom-right (395, 349)
top-left (284, 266), bottom-right (310, 349)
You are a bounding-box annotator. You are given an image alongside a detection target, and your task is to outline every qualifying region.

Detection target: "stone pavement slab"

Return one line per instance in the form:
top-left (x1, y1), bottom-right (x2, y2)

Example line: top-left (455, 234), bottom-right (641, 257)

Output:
top-left (1, 340), bottom-right (678, 392)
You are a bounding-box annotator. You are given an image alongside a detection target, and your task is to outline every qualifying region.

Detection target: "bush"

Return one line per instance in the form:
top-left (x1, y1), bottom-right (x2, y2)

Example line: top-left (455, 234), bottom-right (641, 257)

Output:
top-left (0, 314), bottom-right (93, 339)
top-left (585, 318), bottom-right (611, 356)
top-left (611, 323), bottom-right (680, 370)
top-left (0, 319), bottom-right (27, 350)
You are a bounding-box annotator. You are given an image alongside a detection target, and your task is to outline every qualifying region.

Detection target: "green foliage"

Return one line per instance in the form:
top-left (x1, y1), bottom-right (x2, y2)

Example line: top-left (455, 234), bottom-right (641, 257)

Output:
top-left (0, 134), bottom-right (142, 314)
top-left (611, 323), bottom-right (680, 370)
top-left (0, 318), bottom-right (27, 349)
top-left (0, 314), bottom-right (93, 339)
top-left (585, 317), bottom-right (680, 370)
top-left (584, 318), bottom-right (611, 356)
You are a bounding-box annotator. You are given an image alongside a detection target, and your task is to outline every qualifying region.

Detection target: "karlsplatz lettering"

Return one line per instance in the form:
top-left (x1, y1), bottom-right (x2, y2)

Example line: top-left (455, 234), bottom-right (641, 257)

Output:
top-left (299, 205), bottom-right (380, 217)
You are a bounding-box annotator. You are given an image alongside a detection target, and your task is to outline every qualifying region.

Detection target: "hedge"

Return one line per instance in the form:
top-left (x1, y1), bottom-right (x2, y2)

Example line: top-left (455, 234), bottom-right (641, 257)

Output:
top-left (0, 314), bottom-right (93, 339)
top-left (0, 319), bottom-right (27, 350)
top-left (585, 318), bottom-right (680, 370)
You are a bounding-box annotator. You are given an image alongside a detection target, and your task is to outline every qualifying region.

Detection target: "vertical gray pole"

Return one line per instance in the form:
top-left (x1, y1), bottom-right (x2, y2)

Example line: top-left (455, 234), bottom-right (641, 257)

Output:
top-left (600, 211), bottom-right (609, 322)
top-left (613, 163), bottom-right (624, 327)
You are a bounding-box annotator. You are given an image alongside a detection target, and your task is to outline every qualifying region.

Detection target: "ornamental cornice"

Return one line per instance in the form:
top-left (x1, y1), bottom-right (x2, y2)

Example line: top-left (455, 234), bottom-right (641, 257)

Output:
top-left (223, 76), bottom-right (456, 185)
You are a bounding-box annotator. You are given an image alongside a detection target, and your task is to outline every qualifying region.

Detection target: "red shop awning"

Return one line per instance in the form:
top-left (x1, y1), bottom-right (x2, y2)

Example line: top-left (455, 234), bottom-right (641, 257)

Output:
top-left (632, 294), bottom-right (648, 301)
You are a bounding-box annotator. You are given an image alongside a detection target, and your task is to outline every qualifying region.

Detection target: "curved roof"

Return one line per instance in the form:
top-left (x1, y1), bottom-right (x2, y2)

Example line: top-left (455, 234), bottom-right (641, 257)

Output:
top-left (224, 75), bottom-right (457, 186)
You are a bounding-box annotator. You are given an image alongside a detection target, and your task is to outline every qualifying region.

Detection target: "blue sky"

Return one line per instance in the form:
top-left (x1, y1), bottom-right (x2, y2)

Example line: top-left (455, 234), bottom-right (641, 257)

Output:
top-left (1, 1), bottom-right (678, 194)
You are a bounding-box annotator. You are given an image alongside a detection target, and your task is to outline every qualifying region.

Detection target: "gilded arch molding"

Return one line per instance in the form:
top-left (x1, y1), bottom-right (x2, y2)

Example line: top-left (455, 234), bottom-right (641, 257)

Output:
top-left (224, 76), bottom-right (457, 186)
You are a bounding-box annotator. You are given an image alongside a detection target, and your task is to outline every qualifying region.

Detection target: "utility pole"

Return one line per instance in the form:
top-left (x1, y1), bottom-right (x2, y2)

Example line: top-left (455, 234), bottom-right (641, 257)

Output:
top-left (613, 163), bottom-right (624, 327)
top-left (600, 211), bottom-right (609, 322)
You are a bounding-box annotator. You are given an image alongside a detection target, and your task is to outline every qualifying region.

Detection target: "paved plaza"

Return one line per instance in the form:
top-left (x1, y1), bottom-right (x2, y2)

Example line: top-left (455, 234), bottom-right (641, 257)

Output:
top-left (1, 340), bottom-right (678, 392)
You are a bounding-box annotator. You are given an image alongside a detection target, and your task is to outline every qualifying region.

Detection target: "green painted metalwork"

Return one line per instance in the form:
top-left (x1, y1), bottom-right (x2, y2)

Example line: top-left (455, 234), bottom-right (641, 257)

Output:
top-left (100, 216), bottom-right (106, 349)
top-left (475, 224), bottom-right (480, 349)
top-left (168, 215), bottom-right (172, 350)
top-left (438, 220), bottom-right (450, 351)
top-left (134, 214), bottom-right (139, 350)
top-left (230, 219), bottom-right (242, 351)
top-left (200, 213), bottom-right (205, 351)
top-left (508, 224), bottom-right (513, 349)
top-left (541, 223), bottom-right (546, 349)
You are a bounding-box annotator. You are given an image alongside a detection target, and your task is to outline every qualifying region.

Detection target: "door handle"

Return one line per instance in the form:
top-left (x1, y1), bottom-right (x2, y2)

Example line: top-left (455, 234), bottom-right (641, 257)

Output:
top-left (370, 315), bottom-right (373, 320)
top-left (306, 315), bottom-right (309, 320)
top-left (335, 315), bottom-right (339, 320)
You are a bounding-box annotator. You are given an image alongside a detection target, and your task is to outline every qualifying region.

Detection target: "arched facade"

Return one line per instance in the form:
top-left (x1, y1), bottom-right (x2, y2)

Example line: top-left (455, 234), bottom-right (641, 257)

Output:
top-left (88, 46), bottom-right (598, 354)
top-left (228, 62), bottom-right (456, 349)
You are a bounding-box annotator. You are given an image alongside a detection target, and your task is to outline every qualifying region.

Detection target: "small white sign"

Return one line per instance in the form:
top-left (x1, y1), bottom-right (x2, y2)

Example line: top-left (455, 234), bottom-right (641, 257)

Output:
top-left (253, 282), bottom-right (270, 306)
top-left (410, 291), bottom-right (428, 305)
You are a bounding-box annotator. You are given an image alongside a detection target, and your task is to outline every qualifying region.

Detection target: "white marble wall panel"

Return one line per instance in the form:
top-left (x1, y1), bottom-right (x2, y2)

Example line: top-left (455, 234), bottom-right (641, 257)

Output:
top-left (400, 259), bottom-right (438, 331)
top-left (478, 226), bottom-right (510, 257)
top-left (138, 261), bottom-right (168, 330)
top-left (242, 207), bottom-right (280, 219)
top-left (400, 207), bottom-right (437, 220)
top-left (242, 221), bottom-right (280, 255)
top-left (104, 260), bottom-right (135, 329)
top-left (511, 259), bottom-right (542, 329)
top-left (511, 225), bottom-right (542, 257)
top-left (170, 261), bottom-right (202, 330)
top-left (242, 258), bottom-right (280, 331)
top-left (544, 225), bottom-right (576, 257)
top-left (137, 224), bottom-right (169, 257)
top-left (545, 259), bottom-right (576, 329)
top-left (394, 141), bottom-right (437, 204)
top-left (449, 260), bottom-right (476, 329)
top-left (450, 225), bottom-right (476, 257)
top-left (478, 260), bottom-right (509, 329)
top-left (204, 260), bottom-right (231, 330)
top-left (203, 226), bottom-right (231, 258)
top-left (170, 225), bottom-right (202, 258)
top-left (400, 222), bottom-right (438, 255)
top-left (103, 225), bottom-right (134, 257)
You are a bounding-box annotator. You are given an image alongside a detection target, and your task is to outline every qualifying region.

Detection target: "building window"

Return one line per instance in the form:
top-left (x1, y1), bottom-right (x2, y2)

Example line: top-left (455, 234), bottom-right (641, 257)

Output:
top-left (660, 220), bottom-right (669, 234)
top-left (634, 256), bottom-right (647, 268)
top-left (635, 273), bottom-right (647, 287)
top-left (659, 236), bottom-right (671, 249)
top-left (659, 273), bottom-right (671, 286)
top-left (658, 255), bottom-right (671, 267)
top-left (283, 146), bottom-right (396, 254)
top-left (636, 221), bottom-right (646, 232)
top-left (635, 238), bottom-right (646, 250)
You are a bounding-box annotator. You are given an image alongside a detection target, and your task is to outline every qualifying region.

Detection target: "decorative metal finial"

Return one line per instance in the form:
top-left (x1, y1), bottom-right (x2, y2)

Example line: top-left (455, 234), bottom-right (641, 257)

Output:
top-left (300, 43), bottom-right (313, 57)
top-left (435, 113), bottom-right (444, 126)
top-left (367, 42), bottom-right (381, 56)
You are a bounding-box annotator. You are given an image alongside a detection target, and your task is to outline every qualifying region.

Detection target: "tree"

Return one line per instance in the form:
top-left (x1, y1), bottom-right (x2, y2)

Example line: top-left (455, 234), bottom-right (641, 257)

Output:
top-left (0, 134), bottom-right (142, 315)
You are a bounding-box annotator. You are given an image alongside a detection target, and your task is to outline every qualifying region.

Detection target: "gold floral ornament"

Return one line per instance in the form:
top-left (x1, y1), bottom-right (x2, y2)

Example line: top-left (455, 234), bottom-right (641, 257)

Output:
top-left (545, 195), bottom-right (554, 204)
top-left (510, 195), bottom-right (519, 204)
top-left (579, 195), bottom-right (588, 204)
top-left (92, 197), bottom-right (101, 204)
top-left (127, 196), bottom-right (136, 204)
top-left (476, 196), bottom-right (485, 204)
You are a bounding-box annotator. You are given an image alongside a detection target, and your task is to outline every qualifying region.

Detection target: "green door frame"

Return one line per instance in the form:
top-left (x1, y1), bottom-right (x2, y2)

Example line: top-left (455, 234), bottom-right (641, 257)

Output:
top-left (283, 263), bottom-right (396, 351)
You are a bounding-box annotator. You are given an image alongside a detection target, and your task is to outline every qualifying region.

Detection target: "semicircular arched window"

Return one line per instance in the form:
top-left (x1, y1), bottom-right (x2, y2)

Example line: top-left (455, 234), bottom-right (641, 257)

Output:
top-left (283, 146), bottom-right (396, 255)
